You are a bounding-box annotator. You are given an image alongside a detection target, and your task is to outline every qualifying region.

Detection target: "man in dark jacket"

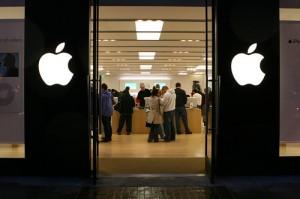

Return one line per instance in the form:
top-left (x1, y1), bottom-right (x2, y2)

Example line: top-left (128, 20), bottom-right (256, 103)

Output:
top-left (136, 82), bottom-right (151, 108)
top-left (117, 87), bottom-right (135, 134)
top-left (175, 82), bottom-right (192, 134)
top-left (101, 83), bottom-right (113, 142)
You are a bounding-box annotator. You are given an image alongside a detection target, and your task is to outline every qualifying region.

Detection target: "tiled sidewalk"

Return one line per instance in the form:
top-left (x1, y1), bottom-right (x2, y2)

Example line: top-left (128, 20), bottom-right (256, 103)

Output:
top-left (0, 176), bottom-right (300, 199)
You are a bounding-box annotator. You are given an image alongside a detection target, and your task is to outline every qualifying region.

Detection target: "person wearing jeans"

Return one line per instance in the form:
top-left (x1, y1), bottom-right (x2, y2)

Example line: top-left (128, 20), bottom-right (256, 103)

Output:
top-left (175, 82), bottom-right (192, 134)
top-left (100, 83), bottom-right (113, 142)
top-left (160, 86), bottom-right (176, 142)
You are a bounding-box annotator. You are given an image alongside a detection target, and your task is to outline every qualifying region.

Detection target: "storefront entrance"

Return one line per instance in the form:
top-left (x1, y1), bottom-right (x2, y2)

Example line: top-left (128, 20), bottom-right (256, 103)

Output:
top-left (89, 1), bottom-right (216, 181)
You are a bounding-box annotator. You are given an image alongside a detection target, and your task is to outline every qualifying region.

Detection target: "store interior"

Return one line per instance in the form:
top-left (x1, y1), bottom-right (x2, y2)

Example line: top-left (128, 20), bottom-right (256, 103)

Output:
top-left (92, 6), bottom-right (212, 175)
top-left (0, 5), bottom-right (299, 166)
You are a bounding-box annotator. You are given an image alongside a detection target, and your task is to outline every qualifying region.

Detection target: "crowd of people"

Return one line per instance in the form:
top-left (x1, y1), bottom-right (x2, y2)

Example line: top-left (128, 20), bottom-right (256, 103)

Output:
top-left (100, 82), bottom-right (208, 143)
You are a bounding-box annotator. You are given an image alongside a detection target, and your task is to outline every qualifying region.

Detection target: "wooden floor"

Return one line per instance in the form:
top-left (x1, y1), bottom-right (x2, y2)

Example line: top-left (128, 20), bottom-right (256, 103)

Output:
top-left (99, 133), bottom-right (205, 158)
top-left (0, 144), bottom-right (24, 158)
top-left (98, 134), bottom-right (206, 175)
top-left (280, 142), bottom-right (300, 156)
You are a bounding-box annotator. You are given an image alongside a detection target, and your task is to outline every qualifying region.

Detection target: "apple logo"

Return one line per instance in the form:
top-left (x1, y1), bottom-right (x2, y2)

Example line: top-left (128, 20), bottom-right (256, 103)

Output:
top-left (231, 43), bottom-right (265, 86)
top-left (38, 42), bottom-right (73, 86)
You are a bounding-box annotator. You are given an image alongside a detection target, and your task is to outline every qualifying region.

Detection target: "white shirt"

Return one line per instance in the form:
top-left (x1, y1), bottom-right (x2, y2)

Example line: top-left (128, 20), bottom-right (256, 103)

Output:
top-left (193, 93), bottom-right (202, 106)
top-left (161, 89), bottom-right (176, 112)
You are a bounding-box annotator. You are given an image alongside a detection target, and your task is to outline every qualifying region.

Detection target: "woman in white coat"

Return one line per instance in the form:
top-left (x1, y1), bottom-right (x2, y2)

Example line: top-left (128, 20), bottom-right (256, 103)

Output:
top-left (147, 88), bottom-right (163, 142)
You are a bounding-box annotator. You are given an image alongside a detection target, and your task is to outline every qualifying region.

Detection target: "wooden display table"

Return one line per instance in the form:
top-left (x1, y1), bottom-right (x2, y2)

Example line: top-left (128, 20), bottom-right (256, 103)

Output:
top-left (180, 108), bottom-right (202, 134)
top-left (112, 108), bottom-right (148, 134)
top-left (112, 108), bottom-right (202, 134)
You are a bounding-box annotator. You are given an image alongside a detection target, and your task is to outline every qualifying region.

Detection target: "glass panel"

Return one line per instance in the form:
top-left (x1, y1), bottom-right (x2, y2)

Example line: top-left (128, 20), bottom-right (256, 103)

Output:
top-left (205, 2), bottom-right (214, 180)
top-left (0, 4), bottom-right (25, 158)
top-left (280, 5), bottom-right (300, 156)
top-left (280, 4), bottom-right (300, 157)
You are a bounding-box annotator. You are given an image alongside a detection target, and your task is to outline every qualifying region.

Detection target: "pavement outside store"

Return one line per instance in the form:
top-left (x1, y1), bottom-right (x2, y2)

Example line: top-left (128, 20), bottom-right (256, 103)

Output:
top-left (0, 175), bottom-right (299, 199)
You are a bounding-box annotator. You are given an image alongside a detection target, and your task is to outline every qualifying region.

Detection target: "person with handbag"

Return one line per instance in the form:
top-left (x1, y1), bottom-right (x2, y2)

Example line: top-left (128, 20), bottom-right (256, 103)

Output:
top-left (147, 88), bottom-right (163, 142)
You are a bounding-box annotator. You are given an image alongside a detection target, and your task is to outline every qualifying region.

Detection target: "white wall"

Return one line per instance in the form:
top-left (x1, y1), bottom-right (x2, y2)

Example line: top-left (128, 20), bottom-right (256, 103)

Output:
top-left (102, 74), bottom-right (206, 96)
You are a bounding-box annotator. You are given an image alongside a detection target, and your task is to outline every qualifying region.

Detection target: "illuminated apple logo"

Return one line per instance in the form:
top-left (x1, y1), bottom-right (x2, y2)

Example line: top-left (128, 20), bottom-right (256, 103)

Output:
top-left (231, 43), bottom-right (265, 86)
top-left (38, 42), bottom-right (73, 86)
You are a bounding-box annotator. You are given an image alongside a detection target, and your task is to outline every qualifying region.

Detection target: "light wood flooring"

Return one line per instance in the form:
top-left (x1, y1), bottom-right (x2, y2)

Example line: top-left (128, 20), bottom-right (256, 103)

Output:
top-left (98, 133), bottom-right (206, 175)
top-left (0, 144), bottom-right (24, 158)
top-left (99, 133), bottom-right (205, 158)
top-left (280, 143), bottom-right (300, 156)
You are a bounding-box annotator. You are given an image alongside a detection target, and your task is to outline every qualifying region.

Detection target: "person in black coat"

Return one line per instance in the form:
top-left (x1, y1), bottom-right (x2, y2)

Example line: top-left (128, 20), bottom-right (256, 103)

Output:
top-left (117, 87), bottom-right (135, 134)
top-left (175, 82), bottom-right (192, 134)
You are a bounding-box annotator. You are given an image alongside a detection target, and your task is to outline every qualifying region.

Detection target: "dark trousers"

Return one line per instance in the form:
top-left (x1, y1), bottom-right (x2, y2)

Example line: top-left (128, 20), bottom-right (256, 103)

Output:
top-left (163, 110), bottom-right (175, 141)
top-left (117, 114), bottom-right (132, 133)
top-left (102, 116), bottom-right (112, 140)
top-left (175, 107), bottom-right (190, 133)
top-left (148, 124), bottom-right (160, 141)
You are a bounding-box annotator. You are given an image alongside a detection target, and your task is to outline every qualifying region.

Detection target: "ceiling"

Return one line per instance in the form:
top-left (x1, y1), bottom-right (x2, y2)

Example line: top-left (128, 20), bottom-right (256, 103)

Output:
top-left (91, 6), bottom-right (212, 76)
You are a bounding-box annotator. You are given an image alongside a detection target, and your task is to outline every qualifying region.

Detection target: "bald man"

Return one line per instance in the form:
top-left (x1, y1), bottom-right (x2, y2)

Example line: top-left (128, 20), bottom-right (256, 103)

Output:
top-left (136, 82), bottom-right (151, 107)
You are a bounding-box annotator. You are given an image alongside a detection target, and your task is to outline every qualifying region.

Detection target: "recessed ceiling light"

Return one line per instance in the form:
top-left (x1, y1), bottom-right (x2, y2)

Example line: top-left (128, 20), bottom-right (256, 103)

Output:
top-left (110, 39), bottom-right (116, 42)
top-left (178, 72), bottom-right (188, 75)
top-left (169, 58), bottom-right (181, 62)
top-left (195, 40), bottom-right (200, 42)
top-left (194, 72), bottom-right (204, 75)
top-left (120, 68), bottom-right (130, 71)
top-left (106, 72), bottom-right (111, 75)
top-left (120, 76), bottom-right (170, 80)
top-left (188, 40), bottom-right (193, 42)
top-left (139, 52), bottom-right (156, 60)
top-left (187, 68), bottom-right (196, 71)
top-left (140, 65), bottom-right (152, 70)
top-left (135, 20), bottom-right (164, 40)
top-left (103, 39), bottom-right (109, 42)
top-left (165, 64), bottom-right (175, 67)
top-left (141, 71), bottom-right (151, 75)
top-left (195, 65), bottom-right (212, 70)
top-left (181, 40), bottom-right (186, 42)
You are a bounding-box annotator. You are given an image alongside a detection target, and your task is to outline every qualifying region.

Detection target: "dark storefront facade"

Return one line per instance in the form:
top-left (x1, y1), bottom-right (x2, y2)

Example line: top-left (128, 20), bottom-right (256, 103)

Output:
top-left (0, 0), bottom-right (299, 179)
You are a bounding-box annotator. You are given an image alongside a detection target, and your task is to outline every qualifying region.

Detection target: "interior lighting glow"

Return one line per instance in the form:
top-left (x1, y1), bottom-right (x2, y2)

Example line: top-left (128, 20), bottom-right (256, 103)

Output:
top-left (187, 68), bottom-right (196, 71)
top-left (135, 20), bottom-right (164, 40)
top-left (178, 72), bottom-right (188, 75)
top-left (120, 76), bottom-right (170, 80)
top-left (140, 65), bottom-right (152, 70)
top-left (141, 71), bottom-right (151, 75)
top-left (139, 52), bottom-right (156, 60)
top-left (194, 72), bottom-right (204, 75)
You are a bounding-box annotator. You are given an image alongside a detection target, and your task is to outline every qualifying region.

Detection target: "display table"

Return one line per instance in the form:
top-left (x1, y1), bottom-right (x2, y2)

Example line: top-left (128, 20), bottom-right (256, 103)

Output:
top-left (112, 107), bottom-right (202, 134)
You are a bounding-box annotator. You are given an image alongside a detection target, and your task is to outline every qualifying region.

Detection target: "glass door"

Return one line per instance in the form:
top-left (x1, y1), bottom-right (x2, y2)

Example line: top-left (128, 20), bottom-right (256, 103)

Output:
top-left (90, 0), bottom-right (101, 183)
top-left (205, 0), bottom-right (216, 183)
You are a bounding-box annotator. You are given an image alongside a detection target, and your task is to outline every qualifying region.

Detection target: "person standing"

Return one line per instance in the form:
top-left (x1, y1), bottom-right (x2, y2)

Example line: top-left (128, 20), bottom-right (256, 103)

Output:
top-left (117, 87), bottom-right (135, 134)
top-left (100, 83), bottom-right (113, 142)
top-left (161, 86), bottom-right (176, 141)
top-left (192, 89), bottom-right (202, 109)
top-left (175, 82), bottom-right (192, 134)
top-left (147, 88), bottom-right (163, 142)
top-left (136, 83), bottom-right (151, 108)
